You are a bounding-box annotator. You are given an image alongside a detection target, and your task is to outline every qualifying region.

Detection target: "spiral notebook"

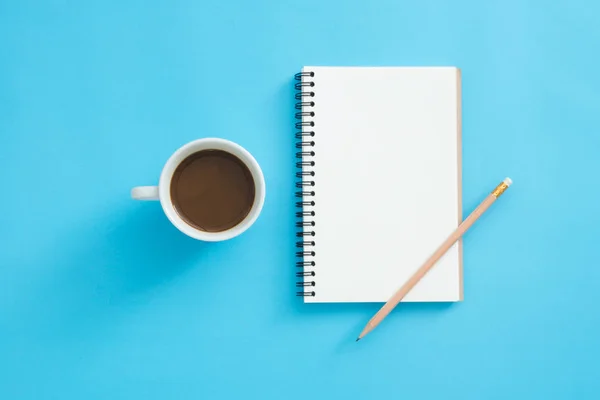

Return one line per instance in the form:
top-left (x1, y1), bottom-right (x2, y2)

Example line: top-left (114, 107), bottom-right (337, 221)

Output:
top-left (295, 66), bottom-right (462, 303)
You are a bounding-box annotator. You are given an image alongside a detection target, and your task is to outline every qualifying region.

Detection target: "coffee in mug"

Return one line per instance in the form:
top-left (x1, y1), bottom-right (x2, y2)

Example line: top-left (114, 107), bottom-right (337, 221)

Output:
top-left (131, 138), bottom-right (265, 242)
top-left (170, 150), bottom-right (256, 232)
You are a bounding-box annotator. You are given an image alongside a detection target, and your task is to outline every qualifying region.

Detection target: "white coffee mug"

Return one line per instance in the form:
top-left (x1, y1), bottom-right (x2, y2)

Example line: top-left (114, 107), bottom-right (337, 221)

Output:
top-left (131, 138), bottom-right (266, 242)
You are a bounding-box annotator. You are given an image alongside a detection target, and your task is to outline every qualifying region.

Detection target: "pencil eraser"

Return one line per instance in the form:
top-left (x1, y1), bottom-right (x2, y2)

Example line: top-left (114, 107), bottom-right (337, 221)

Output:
top-left (504, 177), bottom-right (513, 186)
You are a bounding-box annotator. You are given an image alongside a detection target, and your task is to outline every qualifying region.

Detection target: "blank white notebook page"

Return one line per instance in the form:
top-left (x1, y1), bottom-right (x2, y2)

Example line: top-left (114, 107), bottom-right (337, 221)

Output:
top-left (302, 66), bottom-right (462, 303)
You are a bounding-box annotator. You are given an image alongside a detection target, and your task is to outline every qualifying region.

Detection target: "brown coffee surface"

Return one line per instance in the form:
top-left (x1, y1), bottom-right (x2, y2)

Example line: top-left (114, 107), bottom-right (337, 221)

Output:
top-left (170, 150), bottom-right (255, 232)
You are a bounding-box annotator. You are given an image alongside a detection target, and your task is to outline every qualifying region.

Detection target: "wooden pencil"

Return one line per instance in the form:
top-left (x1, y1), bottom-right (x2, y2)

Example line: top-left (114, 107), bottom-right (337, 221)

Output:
top-left (357, 177), bottom-right (512, 341)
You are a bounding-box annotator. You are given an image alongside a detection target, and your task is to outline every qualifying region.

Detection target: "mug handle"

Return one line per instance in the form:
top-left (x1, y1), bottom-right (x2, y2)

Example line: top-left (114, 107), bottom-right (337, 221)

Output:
top-left (131, 186), bottom-right (159, 201)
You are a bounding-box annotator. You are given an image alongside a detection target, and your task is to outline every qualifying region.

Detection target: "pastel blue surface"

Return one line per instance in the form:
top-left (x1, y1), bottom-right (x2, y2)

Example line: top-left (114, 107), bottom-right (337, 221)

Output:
top-left (2, 0), bottom-right (600, 398)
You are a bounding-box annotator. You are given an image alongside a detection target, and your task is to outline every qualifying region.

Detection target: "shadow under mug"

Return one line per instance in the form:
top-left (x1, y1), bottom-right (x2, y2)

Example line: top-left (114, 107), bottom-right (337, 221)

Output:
top-left (131, 138), bottom-right (266, 242)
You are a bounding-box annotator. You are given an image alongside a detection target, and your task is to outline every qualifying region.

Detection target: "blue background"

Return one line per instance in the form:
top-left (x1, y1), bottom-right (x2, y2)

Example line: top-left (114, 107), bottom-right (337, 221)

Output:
top-left (1, 0), bottom-right (599, 398)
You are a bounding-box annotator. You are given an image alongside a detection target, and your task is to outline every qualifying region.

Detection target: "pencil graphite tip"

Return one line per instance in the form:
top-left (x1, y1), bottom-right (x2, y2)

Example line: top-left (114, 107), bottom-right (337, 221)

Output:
top-left (356, 338), bottom-right (361, 342)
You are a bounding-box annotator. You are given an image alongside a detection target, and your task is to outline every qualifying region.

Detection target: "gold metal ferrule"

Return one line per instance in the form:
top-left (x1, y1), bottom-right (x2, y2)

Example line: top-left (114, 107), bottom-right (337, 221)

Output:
top-left (491, 181), bottom-right (509, 197)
